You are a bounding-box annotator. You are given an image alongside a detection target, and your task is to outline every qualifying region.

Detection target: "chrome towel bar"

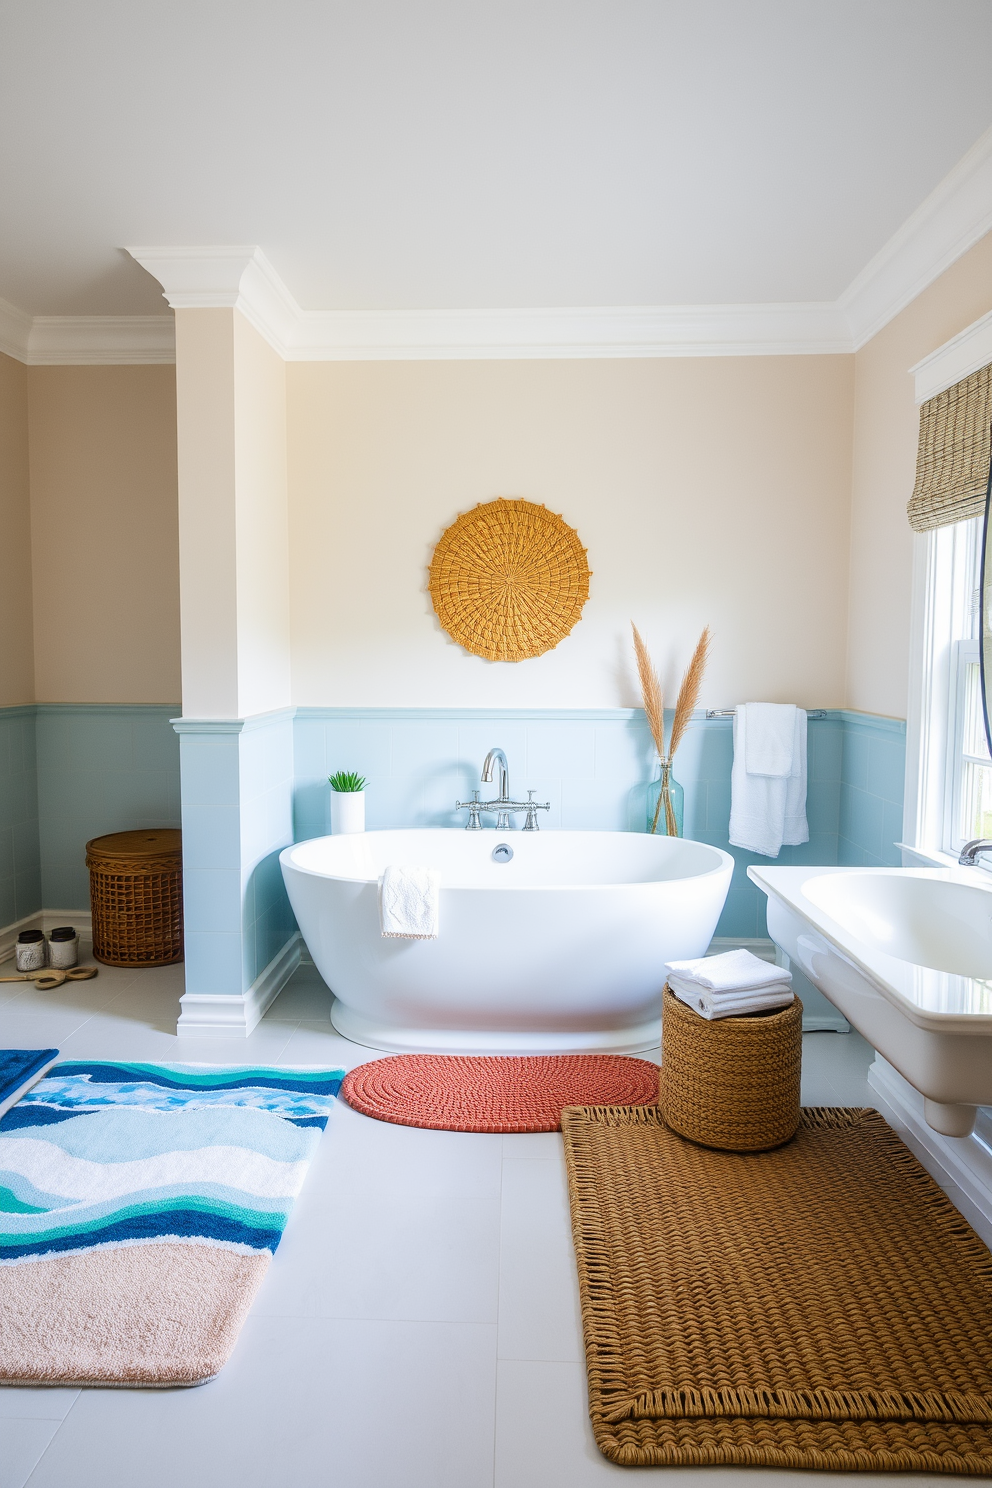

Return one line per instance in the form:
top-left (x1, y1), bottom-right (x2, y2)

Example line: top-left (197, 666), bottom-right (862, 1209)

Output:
top-left (704, 708), bottom-right (827, 720)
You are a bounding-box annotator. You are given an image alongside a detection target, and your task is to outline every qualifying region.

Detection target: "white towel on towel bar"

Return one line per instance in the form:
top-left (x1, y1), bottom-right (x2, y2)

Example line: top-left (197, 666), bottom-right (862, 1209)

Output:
top-left (379, 865), bottom-right (440, 940)
top-left (728, 704), bottom-right (808, 858)
top-left (744, 703), bottom-right (798, 777)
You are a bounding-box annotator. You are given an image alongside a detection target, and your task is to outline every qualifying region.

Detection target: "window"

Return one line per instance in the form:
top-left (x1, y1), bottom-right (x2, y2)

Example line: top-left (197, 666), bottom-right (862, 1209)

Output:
top-left (952, 644), bottom-right (992, 846)
top-left (907, 513), bottom-right (992, 866)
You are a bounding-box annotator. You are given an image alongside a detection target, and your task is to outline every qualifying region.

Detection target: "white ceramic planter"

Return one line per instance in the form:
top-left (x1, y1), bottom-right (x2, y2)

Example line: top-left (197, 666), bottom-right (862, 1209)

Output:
top-left (330, 789), bottom-right (365, 835)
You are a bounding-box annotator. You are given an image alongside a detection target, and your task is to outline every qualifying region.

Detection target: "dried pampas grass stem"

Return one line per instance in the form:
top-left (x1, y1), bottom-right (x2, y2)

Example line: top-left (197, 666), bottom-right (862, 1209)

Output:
top-left (631, 621), bottom-right (712, 836)
top-left (670, 626), bottom-right (711, 760)
top-left (631, 623), bottom-right (665, 761)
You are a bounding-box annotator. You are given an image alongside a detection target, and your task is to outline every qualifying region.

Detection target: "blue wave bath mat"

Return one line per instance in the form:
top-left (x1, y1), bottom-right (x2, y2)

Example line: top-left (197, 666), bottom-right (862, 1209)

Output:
top-left (0, 1061), bottom-right (343, 1386)
top-left (0, 1049), bottom-right (59, 1121)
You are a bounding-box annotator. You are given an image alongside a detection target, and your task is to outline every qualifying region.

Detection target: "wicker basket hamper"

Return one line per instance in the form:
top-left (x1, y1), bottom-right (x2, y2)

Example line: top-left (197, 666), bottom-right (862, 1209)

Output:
top-left (85, 829), bottom-right (183, 968)
top-left (660, 984), bottom-right (802, 1152)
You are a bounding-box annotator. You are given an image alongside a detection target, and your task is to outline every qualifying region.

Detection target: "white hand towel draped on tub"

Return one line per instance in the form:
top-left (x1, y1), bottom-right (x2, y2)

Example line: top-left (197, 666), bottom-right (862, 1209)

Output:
top-left (728, 703), bottom-right (808, 858)
top-left (379, 865), bottom-right (441, 940)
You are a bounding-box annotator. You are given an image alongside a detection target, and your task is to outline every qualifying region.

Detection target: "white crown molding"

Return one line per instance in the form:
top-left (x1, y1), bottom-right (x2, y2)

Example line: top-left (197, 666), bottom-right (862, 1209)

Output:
top-left (841, 124), bottom-right (992, 351)
top-left (29, 316), bottom-right (175, 365)
top-left (5, 127), bottom-right (992, 367)
top-left (127, 245), bottom-right (852, 358)
top-left (0, 296), bottom-right (32, 360)
top-left (910, 306), bottom-right (992, 403)
top-left (0, 295), bottom-right (174, 366)
top-left (290, 301), bottom-right (852, 360)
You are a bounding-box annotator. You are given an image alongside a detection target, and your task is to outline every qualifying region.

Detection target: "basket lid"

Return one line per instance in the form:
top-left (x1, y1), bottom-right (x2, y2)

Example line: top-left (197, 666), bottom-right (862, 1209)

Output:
top-left (85, 828), bottom-right (182, 860)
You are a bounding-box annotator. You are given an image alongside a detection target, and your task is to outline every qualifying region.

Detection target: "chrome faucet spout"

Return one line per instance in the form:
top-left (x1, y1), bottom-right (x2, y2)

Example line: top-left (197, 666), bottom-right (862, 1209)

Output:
top-left (482, 748), bottom-right (509, 802)
top-left (959, 838), bottom-right (992, 866)
top-left (456, 749), bottom-right (549, 829)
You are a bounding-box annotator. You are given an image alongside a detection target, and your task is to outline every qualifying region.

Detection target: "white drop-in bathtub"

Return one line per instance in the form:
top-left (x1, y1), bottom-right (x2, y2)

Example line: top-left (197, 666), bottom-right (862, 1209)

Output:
top-left (280, 829), bottom-right (733, 1054)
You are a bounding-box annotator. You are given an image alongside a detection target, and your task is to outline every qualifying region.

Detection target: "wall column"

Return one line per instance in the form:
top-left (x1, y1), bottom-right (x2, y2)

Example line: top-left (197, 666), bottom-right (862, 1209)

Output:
top-left (130, 247), bottom-right (297, 1033)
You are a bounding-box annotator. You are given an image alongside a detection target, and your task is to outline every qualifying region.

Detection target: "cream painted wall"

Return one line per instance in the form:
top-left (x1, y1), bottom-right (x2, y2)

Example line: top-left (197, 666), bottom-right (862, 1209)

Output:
top-left (174, 308), bottom-right (290, 718)
top-left (287, 357), bottom-right (854, 708)
top-left (0, 352), bottom-right (34, 706)
top-left (848, 231), bottom-right (992, 719)
top-left (233, 314), bottom-right (291, 718)
top-left (175, 309), bottom-right (239, 718)
top-left (27, 365), bottom-right (180, 704)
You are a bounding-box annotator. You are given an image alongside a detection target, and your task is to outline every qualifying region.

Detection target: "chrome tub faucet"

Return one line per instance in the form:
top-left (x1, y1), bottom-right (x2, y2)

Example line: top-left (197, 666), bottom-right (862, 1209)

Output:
top-left (959, 838), bottom-right (992, 866)
top-left (456, 749), bottom-right (550, 830)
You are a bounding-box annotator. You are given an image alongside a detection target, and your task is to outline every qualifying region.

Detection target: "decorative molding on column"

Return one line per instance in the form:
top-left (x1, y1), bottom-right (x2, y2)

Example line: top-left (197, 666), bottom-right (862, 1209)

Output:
top-left (177, 932), bottom-right (302, 1036)
top-left (171, 707), bottom-right (297, 736)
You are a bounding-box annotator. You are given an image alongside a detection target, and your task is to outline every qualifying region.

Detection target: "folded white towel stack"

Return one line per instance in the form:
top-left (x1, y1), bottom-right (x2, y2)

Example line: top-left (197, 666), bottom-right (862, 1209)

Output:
top-left (379, 865), bottom-right (441, 940)
top-left (664, 948), bottom-right (794, 1021)
top-left (729, 703), bottom-right (809, 858)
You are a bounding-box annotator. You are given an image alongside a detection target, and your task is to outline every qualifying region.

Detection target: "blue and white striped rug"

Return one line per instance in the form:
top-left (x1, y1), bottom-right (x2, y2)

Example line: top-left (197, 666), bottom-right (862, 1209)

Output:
top-left (0, 1061), bottom-right (343, 1386)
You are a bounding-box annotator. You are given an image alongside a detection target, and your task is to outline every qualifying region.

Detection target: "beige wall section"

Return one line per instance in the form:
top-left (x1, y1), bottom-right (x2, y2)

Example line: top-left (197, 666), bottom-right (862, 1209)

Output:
top-left (233, 314), bottom-right (291, 718)
top-left (174, 308), bottom-right (290, 719)
top-left (27, 365), bottom-right (180, 704)
top-left (287, 357), bottom-right (854, 708)
top-left (848, 231), bottom-right (992, 719)
top-left (175, 309), bottom-right (239, 717)
top-left (0, 352), bottom-right (34, 706)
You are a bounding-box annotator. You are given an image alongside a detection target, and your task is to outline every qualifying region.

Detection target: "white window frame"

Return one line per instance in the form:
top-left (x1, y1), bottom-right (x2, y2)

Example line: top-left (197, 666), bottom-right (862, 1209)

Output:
top-left (904, 516), bottom-right (989, 869)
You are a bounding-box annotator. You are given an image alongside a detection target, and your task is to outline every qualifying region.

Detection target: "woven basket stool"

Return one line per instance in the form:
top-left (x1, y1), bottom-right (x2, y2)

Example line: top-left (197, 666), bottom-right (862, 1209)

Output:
top-left (660, 984), bottom-right (803, 1152)
top-left (85, 829), bottom-right (183, 968)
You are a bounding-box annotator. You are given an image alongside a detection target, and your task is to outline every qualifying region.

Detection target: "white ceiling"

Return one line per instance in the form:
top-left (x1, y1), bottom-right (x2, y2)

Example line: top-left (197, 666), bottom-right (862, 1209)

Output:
top-left (2, 0), bottom-right (992, 318)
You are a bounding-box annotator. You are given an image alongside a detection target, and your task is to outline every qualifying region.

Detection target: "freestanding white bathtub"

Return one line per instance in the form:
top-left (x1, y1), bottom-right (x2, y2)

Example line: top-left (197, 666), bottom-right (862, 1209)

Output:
top-left (279, 829), bottom-right (733, 1054)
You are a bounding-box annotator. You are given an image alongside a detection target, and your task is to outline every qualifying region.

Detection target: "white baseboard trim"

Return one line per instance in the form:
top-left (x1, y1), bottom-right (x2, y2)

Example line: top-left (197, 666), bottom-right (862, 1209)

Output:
top-left (707, 935), bottom-right (849, 1033)
top-left (177, 933), bottom-right (302, 1037)
top-left (0, 909), bottom-right (92, 966)
top-left (868, 1056), bottom-right (992, 1250)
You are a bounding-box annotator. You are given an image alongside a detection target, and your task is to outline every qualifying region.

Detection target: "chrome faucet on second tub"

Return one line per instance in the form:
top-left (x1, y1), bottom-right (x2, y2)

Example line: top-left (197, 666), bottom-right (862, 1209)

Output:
top-left (456, 748), bottom-right (550, 830)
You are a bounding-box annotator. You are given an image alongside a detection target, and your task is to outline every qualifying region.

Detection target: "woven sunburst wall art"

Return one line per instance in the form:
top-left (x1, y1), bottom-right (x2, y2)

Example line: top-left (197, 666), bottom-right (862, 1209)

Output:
top-left (428, 498), bottom-right (591, 662)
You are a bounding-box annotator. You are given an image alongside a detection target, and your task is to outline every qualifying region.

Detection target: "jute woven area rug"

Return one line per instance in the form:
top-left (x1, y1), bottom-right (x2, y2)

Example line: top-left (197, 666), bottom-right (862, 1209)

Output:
top-left (0, 1061), bottom-right (342, 1387)
top-left (562, 1104), bottom-right (992, 1474)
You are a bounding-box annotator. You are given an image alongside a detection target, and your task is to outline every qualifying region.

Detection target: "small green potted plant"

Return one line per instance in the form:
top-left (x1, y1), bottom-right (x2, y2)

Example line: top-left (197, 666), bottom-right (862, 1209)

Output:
top-left (328, 771), bottom-right (367, 835)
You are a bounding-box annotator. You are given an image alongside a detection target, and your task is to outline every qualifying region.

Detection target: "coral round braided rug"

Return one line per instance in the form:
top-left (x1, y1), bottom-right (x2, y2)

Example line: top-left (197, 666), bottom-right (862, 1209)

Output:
top-left (340, 1054), bottom-right (660, 1133)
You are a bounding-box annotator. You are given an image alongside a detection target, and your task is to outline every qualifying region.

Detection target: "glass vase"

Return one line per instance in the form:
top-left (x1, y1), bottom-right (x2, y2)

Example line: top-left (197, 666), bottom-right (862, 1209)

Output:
top-left (646, 758), bottom-right (684, 837)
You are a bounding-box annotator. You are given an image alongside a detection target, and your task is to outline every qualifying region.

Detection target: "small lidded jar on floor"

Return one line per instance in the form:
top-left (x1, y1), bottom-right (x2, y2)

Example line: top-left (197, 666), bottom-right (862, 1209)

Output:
top-left (48, 926), bottom-right (79, 969)
top-left (15, 929), bottom-right (46, 972)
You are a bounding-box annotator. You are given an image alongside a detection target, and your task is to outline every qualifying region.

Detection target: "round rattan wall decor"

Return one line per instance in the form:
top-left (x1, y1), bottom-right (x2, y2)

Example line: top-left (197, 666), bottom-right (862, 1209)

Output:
top-left (428, 498), bottom-right (591, 662)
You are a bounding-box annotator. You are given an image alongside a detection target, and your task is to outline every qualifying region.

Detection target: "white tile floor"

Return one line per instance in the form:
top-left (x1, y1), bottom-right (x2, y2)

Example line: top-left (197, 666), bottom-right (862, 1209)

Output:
top-left (0, 958), bottom-right (944, 1488)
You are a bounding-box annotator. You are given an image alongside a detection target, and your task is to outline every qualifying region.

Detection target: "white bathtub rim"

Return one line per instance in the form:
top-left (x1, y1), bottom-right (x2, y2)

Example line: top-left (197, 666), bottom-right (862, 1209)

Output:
top-left (329, 998), bottom-right (663, 1056)
top-left (281, 829), bottom-right (734, 892)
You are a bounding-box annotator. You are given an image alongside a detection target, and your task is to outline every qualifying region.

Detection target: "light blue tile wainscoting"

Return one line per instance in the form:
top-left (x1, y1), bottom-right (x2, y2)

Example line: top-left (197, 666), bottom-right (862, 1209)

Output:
top-left (1, 702), bottom-right (906, 1033)
top-left (174, 710), bottom-right (297, 1034)
top-left (36, 705), bottom-right (182, 910)
top-left (836, 711), bottom-right (906, 868)
top-left (0, 705), bottom-right (41, 931)
top-left (293, 707), bottom-right (906, 940)
top-left (0, 704), bottom-right (181, 943)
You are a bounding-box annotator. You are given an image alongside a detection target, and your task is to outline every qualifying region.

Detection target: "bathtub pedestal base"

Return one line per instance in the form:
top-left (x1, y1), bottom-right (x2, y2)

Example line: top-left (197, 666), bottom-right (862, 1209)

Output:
top-left (330, 998), bottom-right (662, 1056)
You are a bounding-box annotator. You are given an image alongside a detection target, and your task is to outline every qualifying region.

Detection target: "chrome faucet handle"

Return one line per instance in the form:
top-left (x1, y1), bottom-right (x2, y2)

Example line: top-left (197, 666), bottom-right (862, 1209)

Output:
top-left (522, 789), bottom-right (551, 831)
top-left (455, 791), bottom-right (484, 830)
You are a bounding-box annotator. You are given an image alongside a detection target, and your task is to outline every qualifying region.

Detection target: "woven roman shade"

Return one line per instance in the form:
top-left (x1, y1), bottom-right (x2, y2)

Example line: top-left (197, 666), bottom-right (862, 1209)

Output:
top-left (907, 362), bottom-right (992, 532)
